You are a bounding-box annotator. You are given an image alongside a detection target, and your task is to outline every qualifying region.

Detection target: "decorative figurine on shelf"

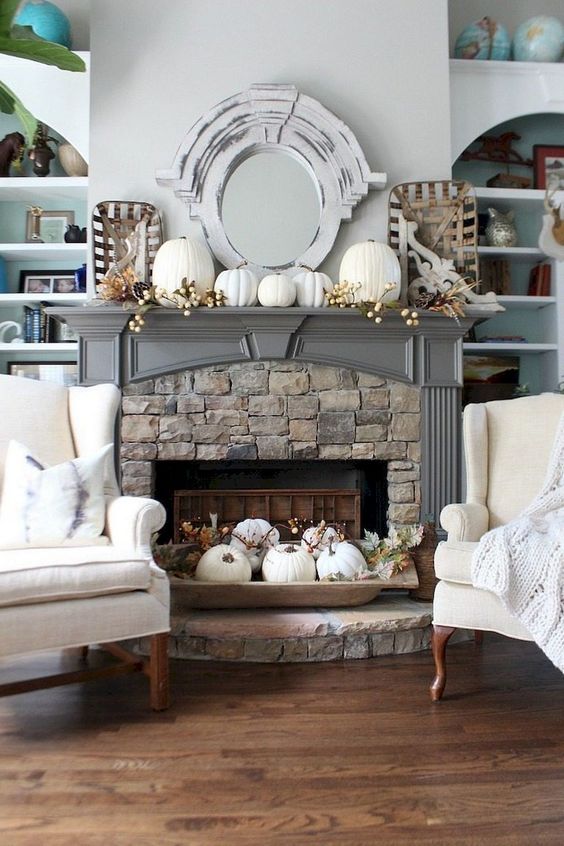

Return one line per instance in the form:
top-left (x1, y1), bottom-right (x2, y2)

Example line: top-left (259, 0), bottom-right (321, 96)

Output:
top-left (14, 0), bottom-right (72, 48)
top-left (28, 123), bottom-right (57, 177)
top-left (454, 17), bottom-right (511, 61)
top-left (0, 131), bottom-right (25, 177)
top-left (460, 131), bottom-right (533, 190)
top-left (74, 263), bottom-right (87, 293)
top-left (485, 208), bottom-right (518, 248)
top-left (64, 224), bottom-right (82, 243)
top-left (27, 205), bottom-right (44, 243)
top-left (539, 174), bottom-right (564, 261)
top-left (512, 16), bottom-right (564, 63)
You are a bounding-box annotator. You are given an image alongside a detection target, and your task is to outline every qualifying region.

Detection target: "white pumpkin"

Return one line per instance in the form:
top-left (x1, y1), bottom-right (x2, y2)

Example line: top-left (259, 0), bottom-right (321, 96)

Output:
top-left (230, 518), bottom-right (280, 552)
top-left (293, 268), bottom-right (333, 308)
top-left (152, 236), bottom-right (214, 298)
top-left (215, 266), bottom-right (258, 306)
top-left (243, 547), bottom-right (267, 574)
top-left (301, 523), bottom-right (341, 559)
top-left (257, 273), bottom-right (296, 307)
top-left (339, 240), bottom-right (401, 303)
top-left (316, 541), bottom-right (367, 580)
top-left (195, 544), bottom-right (252, 582)
top-left (262, 544), bottom-right (316, 583)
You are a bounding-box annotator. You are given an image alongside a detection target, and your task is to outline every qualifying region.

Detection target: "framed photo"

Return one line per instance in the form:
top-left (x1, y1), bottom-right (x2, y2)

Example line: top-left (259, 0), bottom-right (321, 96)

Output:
top-left (19, 269), bottom-right (76, 294)
top-left (25, 209), bottom-right (75, 243)
top-left (7, 362), bottom-right (78, 386)
top-left (533, 145), bottom-right (564, 190)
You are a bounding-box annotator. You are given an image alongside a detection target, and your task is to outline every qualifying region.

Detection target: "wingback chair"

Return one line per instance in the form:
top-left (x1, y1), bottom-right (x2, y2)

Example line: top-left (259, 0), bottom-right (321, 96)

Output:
top-left (0, 375), bottom-right (170, 709)
top-left (431, 392), bottom-right (564, 701)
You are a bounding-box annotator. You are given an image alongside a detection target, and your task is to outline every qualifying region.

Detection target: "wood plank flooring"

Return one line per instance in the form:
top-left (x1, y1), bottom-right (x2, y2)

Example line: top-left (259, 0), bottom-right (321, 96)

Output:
top-left (1, 635), bottom-right (564, 845)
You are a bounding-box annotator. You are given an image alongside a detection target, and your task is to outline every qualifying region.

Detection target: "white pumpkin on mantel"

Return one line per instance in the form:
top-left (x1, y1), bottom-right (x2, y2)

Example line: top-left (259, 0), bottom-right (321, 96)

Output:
top-left (152, 236), bottom-right (215, 299)
top-left (339, 240), bottom-right (401, 303)
top-left (195, 544), bottom-right (252, 583)
top-left (293, 268), bottom-right (333, 308)
top-left (316, 541), bottom-right (367, 580)
top-left (257, 273), bottom-right (296, 307)
top-left (214, 265), bottom-right (258, 306)
top-left (262, 544), bottom-right (316, 583)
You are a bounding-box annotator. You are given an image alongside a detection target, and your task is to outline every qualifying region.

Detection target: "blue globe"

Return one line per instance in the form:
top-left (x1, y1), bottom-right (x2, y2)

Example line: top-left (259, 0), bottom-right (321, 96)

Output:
top-left (512, 16), bottom-right (564, 62)
top-left (15, 1), bottom-right (71, 49)
top-left (454, 17), bottom-right (511, 61)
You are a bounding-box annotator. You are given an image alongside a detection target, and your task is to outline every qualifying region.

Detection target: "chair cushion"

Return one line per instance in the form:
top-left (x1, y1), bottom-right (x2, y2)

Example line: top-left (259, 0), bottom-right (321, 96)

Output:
top-left (0, 440), bottom-right (111, 548)
top-left (0, 546), bottom-right (152, 607)
top-left (434, 540), bottom-right (478, 585)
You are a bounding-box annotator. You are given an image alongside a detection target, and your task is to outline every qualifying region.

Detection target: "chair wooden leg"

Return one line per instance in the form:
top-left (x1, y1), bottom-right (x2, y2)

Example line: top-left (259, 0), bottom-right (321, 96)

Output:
top-left (149, 632), bottom-right (169, 711)
top-left (430, 625), bottom-right (456, 702)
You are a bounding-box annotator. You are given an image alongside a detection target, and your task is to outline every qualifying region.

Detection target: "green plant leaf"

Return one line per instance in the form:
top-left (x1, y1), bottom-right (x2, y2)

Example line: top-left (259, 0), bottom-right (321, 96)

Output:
top-left (0, 0), bottom-right (20, 38)
top-left (0, 80), bottom-right (37, 145)
top-left (0, 34), bottom-right (85, 71)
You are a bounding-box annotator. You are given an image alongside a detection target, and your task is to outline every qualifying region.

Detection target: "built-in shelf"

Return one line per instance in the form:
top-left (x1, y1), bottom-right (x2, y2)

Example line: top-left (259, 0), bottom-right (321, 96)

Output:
top-left (0, 293), bottom-right (87, 306)
top-left (497, 295), bottom-right (555, 309)
top-left (0, 243), bottom-right (87, 261)
top-left (477, 245), bottom-right (544, 261)
top-left (463, 342), bottom-right (557, 354)
top-left (0, 177), bottom-right (88, 202)
top-left (0, 342), bottom-right (78, 353)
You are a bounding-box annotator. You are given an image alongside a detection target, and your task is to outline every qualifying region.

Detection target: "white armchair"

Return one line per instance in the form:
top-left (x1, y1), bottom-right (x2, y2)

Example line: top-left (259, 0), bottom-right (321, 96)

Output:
top-left (431, 392), bottom-right (564, 701)
top-left (0, 375), bottom-right (170, 709)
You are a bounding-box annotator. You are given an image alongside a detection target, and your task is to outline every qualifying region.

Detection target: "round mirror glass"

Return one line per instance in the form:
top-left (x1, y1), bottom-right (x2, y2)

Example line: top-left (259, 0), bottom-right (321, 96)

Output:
top-left (221, 151), bottom-right (320, 267)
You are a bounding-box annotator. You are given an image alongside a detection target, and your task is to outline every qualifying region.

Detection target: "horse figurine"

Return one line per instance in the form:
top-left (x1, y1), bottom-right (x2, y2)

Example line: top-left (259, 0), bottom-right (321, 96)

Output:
top-left (0, 132), bottom-right (25, 177)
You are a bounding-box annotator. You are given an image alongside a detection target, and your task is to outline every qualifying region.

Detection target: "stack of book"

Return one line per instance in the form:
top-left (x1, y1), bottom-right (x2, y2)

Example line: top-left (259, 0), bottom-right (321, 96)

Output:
top-left (23, 304), bottom-right (68, 343)
top-left (528, 263), bottom-right (551, 296)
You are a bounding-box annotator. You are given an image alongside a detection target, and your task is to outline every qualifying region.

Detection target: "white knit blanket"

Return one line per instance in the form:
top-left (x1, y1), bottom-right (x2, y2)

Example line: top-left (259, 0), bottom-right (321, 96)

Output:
top-left (471, 412), bottom-right (564, 673)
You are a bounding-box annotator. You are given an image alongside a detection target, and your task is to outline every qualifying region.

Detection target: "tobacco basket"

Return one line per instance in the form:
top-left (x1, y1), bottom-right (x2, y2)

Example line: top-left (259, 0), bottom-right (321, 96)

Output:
top-left (92, 200), bottom-right (163, 285)
top-left (388, 180), bottom-right (479, 293)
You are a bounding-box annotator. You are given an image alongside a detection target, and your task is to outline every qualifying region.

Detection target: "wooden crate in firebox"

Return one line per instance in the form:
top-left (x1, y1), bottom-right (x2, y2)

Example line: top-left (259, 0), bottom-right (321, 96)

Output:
top-left (173, 489), bottom-right (361, 543)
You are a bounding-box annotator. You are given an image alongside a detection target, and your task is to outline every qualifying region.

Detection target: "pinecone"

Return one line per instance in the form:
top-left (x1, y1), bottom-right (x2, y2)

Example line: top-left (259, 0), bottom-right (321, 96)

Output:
top-left (414, 291), bottom-right (436, 309)
top-left (132, 280), bottom-right (151, 301)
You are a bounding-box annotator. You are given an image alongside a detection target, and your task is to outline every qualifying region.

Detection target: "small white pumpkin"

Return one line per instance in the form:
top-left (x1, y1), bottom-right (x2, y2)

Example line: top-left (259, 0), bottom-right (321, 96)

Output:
top-left (293, 268), bottom-right (333, 308)
top-left (195, 544), bottom-right (252, 582)
top-left (257, 273), bottom-right (296, 307)
top-left (262, 543), bottom-right (316, 583)
top-left (339, 240), bottom-right (401, 303)
top-left (152, 236), bottom-right (215, 298)
top-left (316, 541), bottom-right (367, 580)
top-left (215, 265), bottom-right (259, 307)
top-left (301, 523), bottom-right (341, 559)
top-left (230, 518), bottom-right (280, 553)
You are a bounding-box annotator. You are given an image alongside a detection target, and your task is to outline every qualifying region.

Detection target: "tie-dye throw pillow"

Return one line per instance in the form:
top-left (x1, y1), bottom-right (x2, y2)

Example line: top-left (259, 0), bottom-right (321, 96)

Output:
top-left (0, 441), bottom-right (112, 547)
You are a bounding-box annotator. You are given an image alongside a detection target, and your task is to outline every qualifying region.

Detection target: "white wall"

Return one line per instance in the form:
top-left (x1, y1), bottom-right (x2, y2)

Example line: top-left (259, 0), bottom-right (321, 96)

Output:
top-left (449, 0), bottom-right (564, 54)
top-left (51, 0), bottom-right (90, 50)
top-left (90, 0), bottom-right (451, 282)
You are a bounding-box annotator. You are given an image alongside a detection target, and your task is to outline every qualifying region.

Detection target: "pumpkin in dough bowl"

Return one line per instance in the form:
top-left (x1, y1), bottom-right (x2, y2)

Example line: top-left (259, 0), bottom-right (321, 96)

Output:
top-left (257, 273), bottom-right (296, 307)
top-left (301, 523), bottom-right (341, 559)
top-left (215, 265), bottom-right (259, 306)
top-left (152, 236), bottom-right (215, 300)
top-left (316, 541), bottom-right (367, 580)
top-left (262, 544), bottom-right (316, 583)
top-left (230, 518), bottom-right (280, 552)
top-left (195, 544), bottom-right (252, 583)
top-left (339, 240), bottom-right (401, 303)
top-left (293, 268), bottom-right (333, 307)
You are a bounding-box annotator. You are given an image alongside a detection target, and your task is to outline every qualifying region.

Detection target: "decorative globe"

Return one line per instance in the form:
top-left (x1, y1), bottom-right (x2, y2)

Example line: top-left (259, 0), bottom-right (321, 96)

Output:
top-left (454, 17), bottom-right (510, 61)
top-left (512, 16), bottom-right (564, 63)
top-left (15, 0), bottom-right (71, 48)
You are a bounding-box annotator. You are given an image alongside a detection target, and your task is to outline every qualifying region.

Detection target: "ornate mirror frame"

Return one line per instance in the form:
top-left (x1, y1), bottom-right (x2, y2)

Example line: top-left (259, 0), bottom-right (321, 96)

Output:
top-left (156, 83), bottom-right (387, 277)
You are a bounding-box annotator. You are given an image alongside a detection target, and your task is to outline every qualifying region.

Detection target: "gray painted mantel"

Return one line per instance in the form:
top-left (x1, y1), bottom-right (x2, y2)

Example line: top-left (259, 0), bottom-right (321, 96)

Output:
top-left (52, 305), bottom-right (475, 523)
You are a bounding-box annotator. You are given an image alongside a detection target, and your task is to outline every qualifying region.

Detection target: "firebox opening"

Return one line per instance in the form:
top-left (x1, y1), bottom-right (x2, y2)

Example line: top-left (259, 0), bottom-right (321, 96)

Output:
top-left (154, 460), bottom-right (388, 543)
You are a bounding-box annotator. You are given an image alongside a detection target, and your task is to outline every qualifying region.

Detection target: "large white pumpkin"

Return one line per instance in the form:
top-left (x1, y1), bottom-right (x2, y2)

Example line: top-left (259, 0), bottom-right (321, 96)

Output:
top-left (262, 544), bottom-right (316, 583)
top-left (339, 240), bottom-right (401, 303)
top-left (230, 518), bottom-right (280, 552)
top-left (215, 266), bottom-right (258, 306)
top-left (152, 236), bottom-right (215, 298)
top-left (195, 544), bottom-right (252, 582)
top-left (301, 523), bottom-right (341, 559)
top-left (316, 541), bottom-right (367, 580)
top-left (293, 269), bottom-right (333, 308)
top-left (257, 273), bottom-right (296, 307)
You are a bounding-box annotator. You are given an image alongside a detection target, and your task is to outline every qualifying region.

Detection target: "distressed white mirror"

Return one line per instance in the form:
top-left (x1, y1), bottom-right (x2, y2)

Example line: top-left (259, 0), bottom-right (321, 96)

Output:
top-left (156, 83), bottom-right (386, 277)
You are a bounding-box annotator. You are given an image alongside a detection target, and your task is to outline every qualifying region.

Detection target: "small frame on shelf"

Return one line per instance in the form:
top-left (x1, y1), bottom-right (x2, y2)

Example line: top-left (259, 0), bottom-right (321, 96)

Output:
top-left (19, 269), bottom-right (76, 294)
top-left (7, 361), bottom-right (78, 386)
top-left (25, 209), bottom-right (74, 244)
top-left (533, 145), bottom-right (564, 190)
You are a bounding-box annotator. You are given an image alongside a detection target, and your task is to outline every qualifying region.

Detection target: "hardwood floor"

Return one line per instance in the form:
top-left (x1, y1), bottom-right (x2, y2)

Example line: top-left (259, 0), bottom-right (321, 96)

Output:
top-left (1, 635), bottom-right (564, 846)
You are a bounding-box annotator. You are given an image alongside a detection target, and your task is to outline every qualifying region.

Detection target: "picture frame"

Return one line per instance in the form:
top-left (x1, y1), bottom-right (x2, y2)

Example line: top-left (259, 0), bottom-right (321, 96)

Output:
top-left (25, 209), bottom-right (75, 243)
top-left (533, 145), bottom-right (564, 190)
top-left (19, 269), bottom-right (76, 294)
top-left (7, 362), bottom-right (78, 386)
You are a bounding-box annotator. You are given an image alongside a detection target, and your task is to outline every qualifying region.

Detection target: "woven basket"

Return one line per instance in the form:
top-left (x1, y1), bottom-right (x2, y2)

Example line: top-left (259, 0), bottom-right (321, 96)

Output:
top-left (92, 200), bottom-right (163, 285)
top-left (410, 524), bottom-right (439, 602)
